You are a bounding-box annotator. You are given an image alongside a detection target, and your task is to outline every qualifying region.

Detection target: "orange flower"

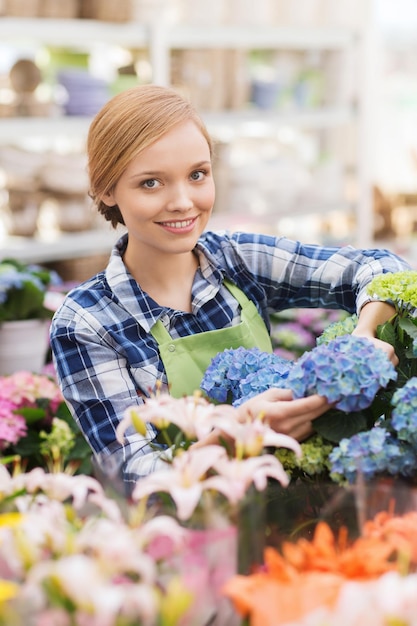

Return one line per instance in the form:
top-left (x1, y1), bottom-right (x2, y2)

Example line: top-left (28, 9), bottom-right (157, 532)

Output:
top-left (279, 521), bottom-right (396, 578)
top-left (363, 510), bottom-right (417, 566)
top-left (222, 514), bottom-right (417, 626)
top-left (222, 568), bottom-right (344, 626)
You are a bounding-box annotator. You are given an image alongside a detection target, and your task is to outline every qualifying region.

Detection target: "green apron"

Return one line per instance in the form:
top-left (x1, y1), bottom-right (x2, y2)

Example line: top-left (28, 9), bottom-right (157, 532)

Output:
top-left (150, 280), bottom-right (273, 398)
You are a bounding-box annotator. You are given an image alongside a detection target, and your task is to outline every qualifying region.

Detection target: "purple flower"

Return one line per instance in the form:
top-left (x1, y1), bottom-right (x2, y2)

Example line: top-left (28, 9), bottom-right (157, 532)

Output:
top-left (286, 335), bottom-right (397, 412)
top-left (271, 322), bottom-right (316, 351)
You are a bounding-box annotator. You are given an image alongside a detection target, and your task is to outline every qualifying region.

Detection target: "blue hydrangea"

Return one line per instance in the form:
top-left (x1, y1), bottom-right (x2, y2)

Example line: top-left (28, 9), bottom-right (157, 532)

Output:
top-left (329, 426), bottom-right (417, 483)
top-left (201, 347), bottom-right (293, 405)
top-left (286, 334), bottom-right (397, 412)
top-left (0, 266), bottom-right (44, 299)
top-left (391, 377), bottom-right (417, 450)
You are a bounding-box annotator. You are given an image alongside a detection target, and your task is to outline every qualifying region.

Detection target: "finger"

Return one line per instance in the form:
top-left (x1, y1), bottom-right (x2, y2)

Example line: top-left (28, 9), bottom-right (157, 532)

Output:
top-left (273, 394), bottom-right (330, 418)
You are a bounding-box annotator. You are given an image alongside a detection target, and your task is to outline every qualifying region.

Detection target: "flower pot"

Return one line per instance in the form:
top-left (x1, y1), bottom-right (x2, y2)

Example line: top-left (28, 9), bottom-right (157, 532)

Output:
top-left (0, 319), bottom-right (50, 375)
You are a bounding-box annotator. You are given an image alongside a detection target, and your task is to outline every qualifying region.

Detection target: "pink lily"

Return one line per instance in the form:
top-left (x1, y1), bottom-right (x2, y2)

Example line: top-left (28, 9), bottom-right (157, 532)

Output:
top-left (204, 454), bottom-right (290, 504)
top-left (210, 413), bottom-right (302, 458)
top-left (132, 445), bottom-right (228, 520)
top-left (118, 393), bottom-right (237, 444)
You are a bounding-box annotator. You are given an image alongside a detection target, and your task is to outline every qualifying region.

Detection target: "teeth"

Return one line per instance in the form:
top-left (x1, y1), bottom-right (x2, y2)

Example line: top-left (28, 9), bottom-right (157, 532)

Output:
top-left (163, 220), bottom-right (193, 228)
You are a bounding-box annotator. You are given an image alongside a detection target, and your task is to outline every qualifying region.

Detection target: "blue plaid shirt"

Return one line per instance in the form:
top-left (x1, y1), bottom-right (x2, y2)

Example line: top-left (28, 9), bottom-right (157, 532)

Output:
top-left (50, 230), bottom-right (409, 488)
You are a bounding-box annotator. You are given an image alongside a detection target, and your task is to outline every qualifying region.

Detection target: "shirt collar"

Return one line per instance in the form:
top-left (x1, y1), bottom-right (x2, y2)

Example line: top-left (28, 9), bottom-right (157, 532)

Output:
top-left (104, 233), bottom-right (225, 331)
top-left (105, 234), bottom-right (165, 333)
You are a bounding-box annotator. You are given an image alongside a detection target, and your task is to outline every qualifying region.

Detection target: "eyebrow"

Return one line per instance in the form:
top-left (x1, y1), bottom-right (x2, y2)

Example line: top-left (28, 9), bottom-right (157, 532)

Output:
top-left (127, 160), bottom-right (212, 181)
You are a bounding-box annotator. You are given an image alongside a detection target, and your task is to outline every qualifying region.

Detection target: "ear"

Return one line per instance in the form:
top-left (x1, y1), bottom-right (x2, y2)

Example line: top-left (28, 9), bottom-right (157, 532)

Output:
top-left (101, 190), bottom-right (117, 207)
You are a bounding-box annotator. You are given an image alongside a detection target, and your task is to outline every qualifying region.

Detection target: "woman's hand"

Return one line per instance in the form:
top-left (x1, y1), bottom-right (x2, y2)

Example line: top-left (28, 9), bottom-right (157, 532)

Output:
top-left (236, 388), bottom-right (331, 441)
top-left (351, 330), bottom-right (398, 367)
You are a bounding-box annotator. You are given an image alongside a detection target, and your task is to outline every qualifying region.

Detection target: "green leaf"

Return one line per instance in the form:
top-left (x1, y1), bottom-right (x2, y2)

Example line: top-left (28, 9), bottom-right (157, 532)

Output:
top-left (376, 320), bottom-right (397, 347)
top-left (2, 281), bottom-right (45, 321)
top-left (15, 407), bottom-right (46, 424)
top-left (398, 316), bottom-right (417, 341)
top-left (13, 430), bottom-right (42, 458)
top-left (312, 409), bottom-right (368, 443)
top-left (55, 402), bottom-right (72, 420)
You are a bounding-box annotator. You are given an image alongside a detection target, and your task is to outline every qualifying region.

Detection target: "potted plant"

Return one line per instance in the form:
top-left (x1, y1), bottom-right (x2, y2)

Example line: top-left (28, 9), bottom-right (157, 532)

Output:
top-left (0, 258), bottom-right (63, 375)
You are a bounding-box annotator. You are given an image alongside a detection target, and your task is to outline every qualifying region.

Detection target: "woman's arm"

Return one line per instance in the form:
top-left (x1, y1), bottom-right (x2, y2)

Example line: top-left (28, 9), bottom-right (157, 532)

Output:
top-left (352, 300), bottom-right (398, 365)
top-left (50, 310), bottom-right (168, 487)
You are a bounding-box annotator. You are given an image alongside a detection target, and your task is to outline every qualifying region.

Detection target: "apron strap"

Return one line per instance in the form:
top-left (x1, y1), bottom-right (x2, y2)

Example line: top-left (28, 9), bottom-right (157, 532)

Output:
top-left (150, 278), bottom-right (254, 343)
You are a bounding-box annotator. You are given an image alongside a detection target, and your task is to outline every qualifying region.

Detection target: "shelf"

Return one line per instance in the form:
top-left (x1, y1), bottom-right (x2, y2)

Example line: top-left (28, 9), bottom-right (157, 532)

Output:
top-left (0, 18), bottom-right (357, 50)
top-left (0, 17), bottom-right (149, 48)
top-left (0, 228), bottom-right (122, 264)
top-left (0, 106), bottom-right (356, 144)
top-left (203, 106), bottom-right (356, 137)
top-left (0, 117), bottom-right (92, 142)
top-left (0, 12), bottom-right (374, 248)
top-left (165, 25), bottom-right (357, 50)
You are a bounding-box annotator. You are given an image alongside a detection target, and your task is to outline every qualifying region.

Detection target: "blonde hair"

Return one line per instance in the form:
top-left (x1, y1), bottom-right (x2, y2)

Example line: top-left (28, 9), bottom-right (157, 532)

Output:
top-left (87, 84), bottom-right (213, 228)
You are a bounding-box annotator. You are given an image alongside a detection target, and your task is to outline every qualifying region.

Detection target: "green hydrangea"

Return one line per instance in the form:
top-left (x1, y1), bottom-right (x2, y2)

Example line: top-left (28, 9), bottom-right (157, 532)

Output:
top-left (367, 271), bottom-right (417, 314)
top-left (39, 418), bottom-right (75, 471)
top-left (316, 314), bottom-right (358, 345)
top-left (275, 434), bottom-right (334, 478)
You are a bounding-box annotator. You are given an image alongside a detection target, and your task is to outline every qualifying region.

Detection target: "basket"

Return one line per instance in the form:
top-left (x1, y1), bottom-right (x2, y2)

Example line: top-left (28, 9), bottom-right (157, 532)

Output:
top-left (4, 0), bottom-right (41, 16)
top-left (40, 0), bottom-right (80, 18)
top-left (46, 253), bottom-right (110, 283)
top-left (86, 0), bottom-right (133, 22)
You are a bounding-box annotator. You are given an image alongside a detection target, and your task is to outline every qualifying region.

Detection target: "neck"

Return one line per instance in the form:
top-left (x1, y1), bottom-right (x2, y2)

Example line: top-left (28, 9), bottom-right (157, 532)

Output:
top-left (124, 248), bottom-right (199, 312)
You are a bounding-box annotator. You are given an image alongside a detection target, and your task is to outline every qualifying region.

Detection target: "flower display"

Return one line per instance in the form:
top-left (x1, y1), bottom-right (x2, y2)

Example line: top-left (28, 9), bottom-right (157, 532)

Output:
top-left (200, 271), bottom-right (417, 488)
top-left (0, 465), bottom-right (199, 626)
top-left (0, 370), bottom-right (91, 474)
top-left (118, 392), bottom-right (302, 522)
top-left (0, 322), bottom-right (417, 626)
top-left (317, 270), bottom-right (417, 484)
top-left (0, 391), bottom-right (305, 626)
top-left (0, 259), bottom-right (63, 322)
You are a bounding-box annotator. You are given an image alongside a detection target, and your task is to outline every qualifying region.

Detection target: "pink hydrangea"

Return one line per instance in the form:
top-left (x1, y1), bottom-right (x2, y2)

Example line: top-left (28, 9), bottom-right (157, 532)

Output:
top-left (0, 397), bottom-right (27, 449)
top-left (0, 370), bottom-right (64, 450)
top-left (0, 371), bottom-right (63, 416)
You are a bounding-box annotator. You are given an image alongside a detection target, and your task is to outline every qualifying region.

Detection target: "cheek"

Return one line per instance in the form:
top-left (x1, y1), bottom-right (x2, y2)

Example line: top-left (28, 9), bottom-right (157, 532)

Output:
top-left (203, 183), bottom-right (216, 209)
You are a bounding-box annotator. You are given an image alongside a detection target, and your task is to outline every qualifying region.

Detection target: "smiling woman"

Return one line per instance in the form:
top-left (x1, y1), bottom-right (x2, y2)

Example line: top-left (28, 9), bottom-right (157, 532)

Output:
top-left (99, 120), bottom-right (215, 311)
top-left (49, 84), bottom-right (410, 494)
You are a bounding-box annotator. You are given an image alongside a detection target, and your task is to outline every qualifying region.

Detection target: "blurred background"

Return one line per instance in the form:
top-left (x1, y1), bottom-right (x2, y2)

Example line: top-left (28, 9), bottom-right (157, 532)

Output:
top-left (0, 0), bottom-right (416, 281)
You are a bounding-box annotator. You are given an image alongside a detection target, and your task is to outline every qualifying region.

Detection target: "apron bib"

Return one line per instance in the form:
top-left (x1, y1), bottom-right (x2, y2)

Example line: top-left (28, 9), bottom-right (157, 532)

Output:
top-left (150, 280), bottom-right (272, 398)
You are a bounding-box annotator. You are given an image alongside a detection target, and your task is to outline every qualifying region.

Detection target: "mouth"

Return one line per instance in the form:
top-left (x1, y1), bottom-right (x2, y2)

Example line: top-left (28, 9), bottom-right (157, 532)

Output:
top-left (158, 217), bottom-right (197, 231)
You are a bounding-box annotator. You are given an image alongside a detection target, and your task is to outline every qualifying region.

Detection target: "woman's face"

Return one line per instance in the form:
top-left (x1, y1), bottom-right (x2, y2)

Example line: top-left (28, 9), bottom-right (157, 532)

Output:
top-left (102, 120), bottom-right (215, 259)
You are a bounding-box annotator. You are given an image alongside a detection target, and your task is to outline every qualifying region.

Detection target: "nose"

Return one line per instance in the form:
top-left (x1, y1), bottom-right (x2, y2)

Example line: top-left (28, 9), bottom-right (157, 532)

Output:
top-left (165, 183), bottom-right (194, 212)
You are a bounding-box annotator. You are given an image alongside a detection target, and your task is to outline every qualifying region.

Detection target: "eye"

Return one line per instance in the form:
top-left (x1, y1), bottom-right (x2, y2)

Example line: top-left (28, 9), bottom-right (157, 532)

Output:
top-left (141, 178), bottom-right (160, 189)
top-left (190, 170), bottom-right (206, 182)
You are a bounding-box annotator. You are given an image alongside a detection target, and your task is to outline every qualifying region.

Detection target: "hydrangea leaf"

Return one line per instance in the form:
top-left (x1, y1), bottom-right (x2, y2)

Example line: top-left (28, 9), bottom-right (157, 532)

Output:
top-left (376, 320), bottom-right (397, 347)
top-left (1, 281), bottom-right (46, 321)
top-left (398, 316), bottom-right (417, 344)
top-left (312, 409), bottom-right (369, 443)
